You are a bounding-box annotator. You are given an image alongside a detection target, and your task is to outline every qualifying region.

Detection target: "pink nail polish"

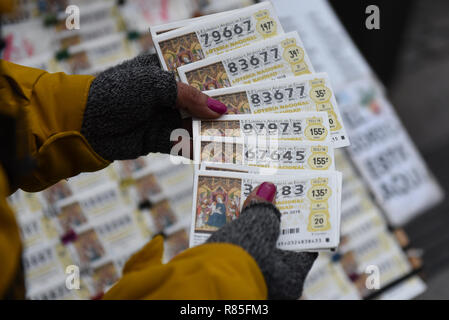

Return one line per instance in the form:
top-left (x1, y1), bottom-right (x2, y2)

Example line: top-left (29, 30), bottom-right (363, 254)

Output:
top-left (256, 182), bottom-right (276, 202)
top-left (207, 97), bottom-right (227, 114)
top-left (61, 229), bottom-right (77, 244)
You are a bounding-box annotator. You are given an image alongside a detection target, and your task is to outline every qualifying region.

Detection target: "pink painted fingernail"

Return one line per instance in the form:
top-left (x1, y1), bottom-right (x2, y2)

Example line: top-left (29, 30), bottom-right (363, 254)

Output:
top-left (256, 182), bottom-right (276, 202)
top-left (61, 229), bottom-right (77, 244)
top-left (207, 97), bottom-right (227, 114)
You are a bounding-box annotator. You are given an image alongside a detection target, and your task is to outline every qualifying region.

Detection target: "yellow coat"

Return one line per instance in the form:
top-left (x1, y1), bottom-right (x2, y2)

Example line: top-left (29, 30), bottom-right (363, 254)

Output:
top-left (0, 60), bottom-right (267, 299)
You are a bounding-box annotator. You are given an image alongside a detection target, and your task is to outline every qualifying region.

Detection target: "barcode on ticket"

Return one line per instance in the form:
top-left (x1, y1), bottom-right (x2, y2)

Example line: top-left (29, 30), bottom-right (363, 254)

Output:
top-left (281, 227), bottom-right (300, 235)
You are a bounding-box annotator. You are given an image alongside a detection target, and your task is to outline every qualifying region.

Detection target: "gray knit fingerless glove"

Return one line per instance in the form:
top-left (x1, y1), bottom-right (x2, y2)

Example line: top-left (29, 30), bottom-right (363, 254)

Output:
top-left (207, 202), bottom-right (317, 300)
top-left (81, 54), bottom-right (182, 161)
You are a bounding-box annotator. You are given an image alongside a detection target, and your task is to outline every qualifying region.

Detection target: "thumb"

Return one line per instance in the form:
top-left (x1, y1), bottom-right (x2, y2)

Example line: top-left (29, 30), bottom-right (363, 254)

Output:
top-left (242, 182), bottom-right (277, 210)
top-left (175, 82), bottom-right (227, 118)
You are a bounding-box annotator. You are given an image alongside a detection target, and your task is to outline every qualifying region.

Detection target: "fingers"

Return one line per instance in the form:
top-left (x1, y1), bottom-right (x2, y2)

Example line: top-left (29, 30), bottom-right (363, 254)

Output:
top-left (242, 182), bottom-right (277, 209)
top-left (175, 82), bottom-right (227, 118)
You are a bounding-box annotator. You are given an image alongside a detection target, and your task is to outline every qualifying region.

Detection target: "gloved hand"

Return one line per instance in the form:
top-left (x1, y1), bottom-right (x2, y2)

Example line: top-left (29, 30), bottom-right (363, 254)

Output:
top-left (81, 54), bottom-right (227, 161)
top-left (206, 182), bottom-right (318, 300)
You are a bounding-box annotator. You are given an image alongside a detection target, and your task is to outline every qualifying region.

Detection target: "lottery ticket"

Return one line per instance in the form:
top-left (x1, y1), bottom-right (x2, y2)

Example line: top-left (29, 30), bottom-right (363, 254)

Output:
top-left (23, 242), bottom-right (66, 291)
top-left (198, 140), bottom-right (335, 171)
top-left (57, 33), bottom-right (133, 75)
top-left (69, 228), bottom-right (107, 267)
top-left (89, 261), bottom-right (120, 295)
top-left (67, 167), bottom-right (116, 193)
top-left (153, 1), bottom-right (283, 76)
top-left (195, 164), bottom-right (343, 252)
top-left (178, 31), bottom-right (314, 90)
top-left (130, 161), bottom-right (194, 204)
top-left (18, 212), bottom-right (54, 249)
top-left (55, 182), bottom-right (125, 222)
top-left (92, 211), bottom-right (145, 257)
top-left (163, 228), bottom-right (190, 262)
top-left (204, 74), bottom-right (350, 147)
top-left (53, 18), bottom-right (121, 49)
top-left (376, 276), bottom-right (426, 300)
top-left (191, 170), bottom-right (340, 251)
top-left (351, 252), bottom-right (412, 298)
top-left (150, 17), bottom-right (205, 38)
top-left (122, 0), bottom-right (196, 33)
top-left (149, 9), bottom-right (241, 38)
top-left (117, 156), bottom-right (150, 179)
top-left (302, 257), bottom-right (361, 300)
top-left (148, 199), bottom-right (181, 234)
top-left (200, 162), bottom-right (257, 173)
top-left (27, 278), bottom-right (79, 300)
top-left (336, 76), bottom-right (443, 225)
top-left (136, 185), bottom-right (192, 236)
top-left (341, 212), bottom-right (387, 246)
top-left (193, 112), bottom-right (330, 146)
top-left (342, 231), bottom-right (408, 265)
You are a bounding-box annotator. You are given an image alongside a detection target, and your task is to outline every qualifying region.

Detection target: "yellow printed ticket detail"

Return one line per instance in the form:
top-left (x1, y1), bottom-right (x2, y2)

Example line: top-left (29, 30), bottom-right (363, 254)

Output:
top-left (178, 31), bottom-right (314, 91)
top-left (190, 170), bottom-right (340, 251)
top-left (204, 73), bottom-right (350, 148)
top-left (153, 2), bottom-right (283, 74)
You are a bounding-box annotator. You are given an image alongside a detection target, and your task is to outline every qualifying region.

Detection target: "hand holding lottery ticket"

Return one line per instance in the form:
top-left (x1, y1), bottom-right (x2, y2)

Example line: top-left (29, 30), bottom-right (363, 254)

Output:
top-left (0, 0), bottom-right (352, 302)
top-left (207, 182), bottom-right (317, 300)
top-left (81, 54), bottom-right (228, 161)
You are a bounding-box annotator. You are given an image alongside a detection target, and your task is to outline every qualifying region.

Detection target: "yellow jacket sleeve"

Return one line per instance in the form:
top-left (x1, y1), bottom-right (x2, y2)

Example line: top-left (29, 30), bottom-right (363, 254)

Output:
top-left (0, 60), bottom-right (110, 297)
top-left (0, 59), bottom-right (110, 194)
top-left (103, 236), bottom-right (268, 300)
top-left (0, 165), bottom-right (23, 298)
